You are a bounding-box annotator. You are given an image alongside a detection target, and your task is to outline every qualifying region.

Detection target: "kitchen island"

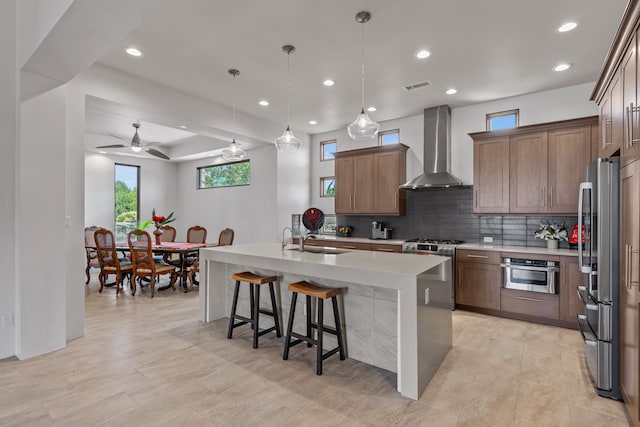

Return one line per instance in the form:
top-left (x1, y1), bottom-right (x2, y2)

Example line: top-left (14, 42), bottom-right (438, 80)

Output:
top-left (199, 242), bottom-right (452, 400)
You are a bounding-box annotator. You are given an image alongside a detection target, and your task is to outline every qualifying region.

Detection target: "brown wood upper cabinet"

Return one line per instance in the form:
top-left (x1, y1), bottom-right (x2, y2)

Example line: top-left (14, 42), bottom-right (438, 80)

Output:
top-left (470, 116), bottom-right (597, 214)
top-left (624, 33), bottom-right (640, 164)
top-left (334, 144), bottom-right (408, 215)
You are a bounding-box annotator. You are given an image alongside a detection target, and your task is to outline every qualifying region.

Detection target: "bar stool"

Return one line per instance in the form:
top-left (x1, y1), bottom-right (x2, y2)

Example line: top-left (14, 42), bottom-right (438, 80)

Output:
top-left (227, 272), bottom-right (282, 349)
top-left (282, 281), bottom-right (346, 375)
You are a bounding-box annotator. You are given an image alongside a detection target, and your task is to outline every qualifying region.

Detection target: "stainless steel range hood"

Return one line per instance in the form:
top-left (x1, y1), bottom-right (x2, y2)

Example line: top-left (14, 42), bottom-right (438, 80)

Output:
top-left (400, 105), bottom-right (463, 189)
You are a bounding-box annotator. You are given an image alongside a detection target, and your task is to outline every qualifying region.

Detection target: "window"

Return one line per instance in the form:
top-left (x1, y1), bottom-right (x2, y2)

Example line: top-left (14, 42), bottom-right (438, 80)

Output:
top-left (114, 163), bottom-right (140, 242)
top-left (320, 139), bottom-right (337, 161)
top-left (379, 129), bottom-right (399, 146)
top-left (197, 160), bottom-right (250, 189)
top-left (320, 176), bottom-right (335, 197)
top-left (486, 109), bottom-right (519, 131)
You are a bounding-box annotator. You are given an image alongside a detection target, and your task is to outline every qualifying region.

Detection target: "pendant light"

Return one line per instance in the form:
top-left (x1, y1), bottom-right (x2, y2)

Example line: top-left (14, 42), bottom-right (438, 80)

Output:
top-left (347, 11), bottom-right (379, 140)
top-left (275, 45), bottom-right (301, 151)
top-left (222, 68), bottom-right (246, 161)
top-left (131, 123), bottom-right (142, 152)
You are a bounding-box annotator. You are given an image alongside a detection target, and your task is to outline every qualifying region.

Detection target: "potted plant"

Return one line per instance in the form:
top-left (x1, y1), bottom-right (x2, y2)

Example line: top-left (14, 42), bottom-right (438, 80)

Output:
top-left (534, 221), bottom-right (568, 249)
top-left (336, 225), bottom-right (352, 237)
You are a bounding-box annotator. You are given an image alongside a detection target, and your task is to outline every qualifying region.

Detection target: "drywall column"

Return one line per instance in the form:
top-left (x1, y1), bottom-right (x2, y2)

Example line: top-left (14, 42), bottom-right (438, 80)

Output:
top-left (0, 0), bottom-right (18, 360)
top-left (17, 86), bottom-right (68, 358)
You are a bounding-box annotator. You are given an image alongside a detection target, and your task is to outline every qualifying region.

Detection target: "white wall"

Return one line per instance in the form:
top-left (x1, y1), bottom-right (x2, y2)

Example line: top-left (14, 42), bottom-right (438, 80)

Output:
top-left (0, 0), bottom-right (18, 359)
top-left (309, 82), bottom-right (599, 210)
top-left (176, 145), bottom-right (278, 244)
top-left (84, 153), bottom-right (179, 232)
top-left (18, 86), bottom-right (67, 358)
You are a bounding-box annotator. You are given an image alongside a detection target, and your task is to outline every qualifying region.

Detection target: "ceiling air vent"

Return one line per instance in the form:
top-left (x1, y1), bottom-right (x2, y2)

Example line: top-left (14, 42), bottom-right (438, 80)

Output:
top-left (403, 80), bottom-right (432, 92)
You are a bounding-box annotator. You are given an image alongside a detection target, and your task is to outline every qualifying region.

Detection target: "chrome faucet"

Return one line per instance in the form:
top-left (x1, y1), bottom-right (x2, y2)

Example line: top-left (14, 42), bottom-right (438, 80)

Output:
top-left (281, 226), bottom-right (293, 251)
top-left (299, 233), bottom-right (317, 252)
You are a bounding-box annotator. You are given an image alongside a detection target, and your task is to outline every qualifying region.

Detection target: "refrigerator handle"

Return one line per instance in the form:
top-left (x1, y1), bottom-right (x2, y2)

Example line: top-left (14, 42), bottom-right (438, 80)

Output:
top-left (578, 182), bottom-right (592, 273)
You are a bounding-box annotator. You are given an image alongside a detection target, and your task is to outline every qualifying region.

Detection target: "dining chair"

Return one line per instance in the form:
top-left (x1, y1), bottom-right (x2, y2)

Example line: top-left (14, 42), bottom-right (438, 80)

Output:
top-left (128, 229), bottom-right (177, 297)
top-left (94, 228), bottom-right (133, 294)
top-left (159, 225), bottom-right (177, 242)
top-left (84, 226), bottom-right (101, 285)
top-left (188, 228), bottom-right (234, 289)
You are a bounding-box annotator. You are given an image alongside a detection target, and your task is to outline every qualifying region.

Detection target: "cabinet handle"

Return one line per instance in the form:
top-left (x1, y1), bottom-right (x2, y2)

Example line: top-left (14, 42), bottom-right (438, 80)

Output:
top-left (549, 186), bottom-right (553, 208)
top-left (395, 191), bottom-right (397, 209)
top-left (377, 248), bottom-right (396, 252)
top-left (349, 194), bottom-right (353, 209)
top-left (474, 190), bottom-right (478, 208)
top-left (343, 245), bottom-right (358, 249)
top-left (541, 188), bottom-right (546, 208)
top-left (466, 254), bottom-right (489, 259)
top-left (627, 105), bottom-right (631, 149)
top-left (515, 296), bottom-right (542, 302)
top-left (354, 194), bottom-right (357, 208)
top-left (631, 103), bottom-right (640, 145)
top-left (604, 119), bottom-right (613, 147)
top-left (630, 244), bottom-right (640, 287)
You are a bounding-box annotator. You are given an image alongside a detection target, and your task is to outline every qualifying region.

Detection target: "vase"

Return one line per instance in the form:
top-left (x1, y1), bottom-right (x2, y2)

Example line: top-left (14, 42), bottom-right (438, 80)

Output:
top-left (153, 226), bottom-right (163, 245)
top-left (546, 240), bottom-right (558, 249)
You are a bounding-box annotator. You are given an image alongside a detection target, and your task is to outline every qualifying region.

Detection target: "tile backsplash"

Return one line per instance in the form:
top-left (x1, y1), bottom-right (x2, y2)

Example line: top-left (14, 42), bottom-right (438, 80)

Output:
top-left (336, 186), bottom-right (578, 249)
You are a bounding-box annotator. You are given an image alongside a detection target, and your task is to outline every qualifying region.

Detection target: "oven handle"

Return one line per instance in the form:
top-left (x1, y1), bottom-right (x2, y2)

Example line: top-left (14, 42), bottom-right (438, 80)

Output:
top-left (576, 285), bottom-right (598, 311)
top-left (577, 314), bottom-right (598, 346)
top-left (499, 263), bottom-right (559, 272)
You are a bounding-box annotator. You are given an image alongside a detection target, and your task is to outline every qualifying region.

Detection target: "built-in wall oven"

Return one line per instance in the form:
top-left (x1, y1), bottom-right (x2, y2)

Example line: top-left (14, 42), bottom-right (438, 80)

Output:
top-left (500, 258), bottom-right (559, 294)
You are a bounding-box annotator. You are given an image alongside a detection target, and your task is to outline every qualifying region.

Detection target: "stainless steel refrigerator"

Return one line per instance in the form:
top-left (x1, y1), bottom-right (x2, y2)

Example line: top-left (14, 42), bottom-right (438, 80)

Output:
top-left (577, 156), bottom-right (621, 400)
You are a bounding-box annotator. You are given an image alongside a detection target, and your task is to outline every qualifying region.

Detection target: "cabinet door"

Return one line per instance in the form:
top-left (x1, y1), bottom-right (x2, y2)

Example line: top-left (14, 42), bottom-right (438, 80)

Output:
top-left (624, 37), bottom-right (639, 165)
top-left (335, 157), bottom-right (354, 214)
top-left (620, 160), bottom-right (639, 424)
top-left (455, 261), bottom-right (501, 310)
top-left (559, 256), bottom-right (582, 325)
top-left (600, 92), bottom-right (612, 155)
top-left (473, 137), bottom-right (510, 213)
top-left (547, 126), bottom-right (590, 213)
top-left (604, 73), bottom-right (623, 158)
top-left (353, 154), bottom-right (374, 213)
top-left (374, 151), bottom-right (401, 214)
top-left (509, 132), bottom-right (548, 213)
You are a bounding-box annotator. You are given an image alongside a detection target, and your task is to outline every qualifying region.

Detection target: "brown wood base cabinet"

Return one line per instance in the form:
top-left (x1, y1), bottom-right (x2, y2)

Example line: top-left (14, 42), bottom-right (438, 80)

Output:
top-left (455, 250), bottom-right (501, 310)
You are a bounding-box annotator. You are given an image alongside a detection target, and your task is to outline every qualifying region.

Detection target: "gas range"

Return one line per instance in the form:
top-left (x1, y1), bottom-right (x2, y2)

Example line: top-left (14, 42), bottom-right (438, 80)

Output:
top-left (402, 238), bottom-right (465, 256)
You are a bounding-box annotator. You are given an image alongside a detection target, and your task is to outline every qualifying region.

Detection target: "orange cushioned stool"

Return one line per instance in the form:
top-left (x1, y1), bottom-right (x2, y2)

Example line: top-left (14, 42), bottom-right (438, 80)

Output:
top-left (282, 281), bottom-right (346, 375)
top-left (227, 272), bottom-right (282, 349)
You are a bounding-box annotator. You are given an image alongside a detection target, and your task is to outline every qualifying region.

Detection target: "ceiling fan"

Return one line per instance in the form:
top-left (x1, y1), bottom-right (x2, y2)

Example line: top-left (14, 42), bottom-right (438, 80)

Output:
top-left (96, 123), bottom-right (171, 160)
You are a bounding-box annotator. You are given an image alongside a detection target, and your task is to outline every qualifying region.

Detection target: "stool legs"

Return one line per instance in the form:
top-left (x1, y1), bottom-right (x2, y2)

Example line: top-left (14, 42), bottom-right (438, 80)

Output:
top-left (317, 298), bottom-right (324, 375)
top-left (227, 280), bottom-right (241, 339)
top-left (306, 295), bottom-right (313, 348)
top-left (253, 284), bottom-right (260, 349)
top-left (332, 296), bottom-right (346, 360)
top-left (283, 292), bottom-right (298, 360)
top-left (268, 282), bottom-right (282, 337)
top-left (228, 278), bottom-right (281, 349)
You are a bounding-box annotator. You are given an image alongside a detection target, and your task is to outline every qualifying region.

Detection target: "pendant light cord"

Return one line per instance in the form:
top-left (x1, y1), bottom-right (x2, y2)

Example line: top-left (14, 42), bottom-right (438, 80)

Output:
top-left (232, 73), bottom-right (236, 142)
top-left (286, 51), bottom-right (291, 127)
top-left (360, 20), bottom-right (365, 110)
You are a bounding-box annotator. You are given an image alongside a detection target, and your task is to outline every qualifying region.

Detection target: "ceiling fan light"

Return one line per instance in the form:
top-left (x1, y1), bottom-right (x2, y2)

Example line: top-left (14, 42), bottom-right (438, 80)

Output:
top-left (130, 144), bottom-right (142, 152)
top-left (222, 139), bottom-right (246, 161)
top-left (275, 126), bottom-right (301, 151)
top-left (347, 109), bottom-right (379, 140)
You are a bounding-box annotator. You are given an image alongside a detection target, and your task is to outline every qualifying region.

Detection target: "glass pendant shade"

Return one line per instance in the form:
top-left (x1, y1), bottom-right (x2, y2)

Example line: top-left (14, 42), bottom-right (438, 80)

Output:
top-left (131, 126), bottom-right (142, 151)
top-left (347, 108), bottom-right (380, 140)
top-left (222, 138), bottom-right (246, 161)
top-left (275, 125), bottom-right (301, 151)
top-left (348, 11), bottom-right (379, 141)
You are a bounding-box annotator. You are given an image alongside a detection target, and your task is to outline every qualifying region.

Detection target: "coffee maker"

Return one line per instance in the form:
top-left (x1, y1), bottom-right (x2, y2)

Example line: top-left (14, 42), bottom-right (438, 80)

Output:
top-left (371, 221), bottom-right (392, 240)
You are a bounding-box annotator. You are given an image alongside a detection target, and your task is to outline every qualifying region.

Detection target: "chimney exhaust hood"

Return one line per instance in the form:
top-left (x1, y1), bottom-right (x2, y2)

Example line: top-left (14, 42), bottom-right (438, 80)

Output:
top-left (400, 105), bottom-right (463, 190)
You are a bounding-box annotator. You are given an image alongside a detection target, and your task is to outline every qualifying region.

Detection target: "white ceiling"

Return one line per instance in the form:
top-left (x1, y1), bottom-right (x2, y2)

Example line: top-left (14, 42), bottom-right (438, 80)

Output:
top-left (91, 0), bottom-right (628, 160)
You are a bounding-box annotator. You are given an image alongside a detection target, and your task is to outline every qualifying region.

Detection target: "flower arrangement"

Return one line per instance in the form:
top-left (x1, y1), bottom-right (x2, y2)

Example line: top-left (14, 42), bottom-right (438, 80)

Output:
top-left (534, 221), bottom-right (568, 241)
top-left (336, 225), bottom-right (352, 237)
top-left (138, 209), bottom-right (176, 231)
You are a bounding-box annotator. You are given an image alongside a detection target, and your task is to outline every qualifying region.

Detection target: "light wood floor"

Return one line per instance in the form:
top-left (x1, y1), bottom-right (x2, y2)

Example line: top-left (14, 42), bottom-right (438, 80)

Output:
top-left (0, 276), bottom-right (630, 426)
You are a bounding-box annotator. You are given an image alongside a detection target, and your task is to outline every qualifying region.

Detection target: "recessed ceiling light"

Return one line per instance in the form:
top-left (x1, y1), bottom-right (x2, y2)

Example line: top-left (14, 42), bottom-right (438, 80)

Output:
top-left (416, 50), bottom-right (431, 59)
top-left (179, 125), bottom-right (187, 129)
top-left (98, 151), bottom-right (107, 154)
top-left (323, 79), bottom-right (335, 86)
top-left (125, 47), bottom-right (142, 57)
top-left (558, 22), bottom-right (578, 32)
top-left (554, 63), bottom-right (572, 72)
top-left (258, 100), bottom-right (269, 106)
top-left (367, 106), bottom-right (377, 112)
top-left (308, 120), bottom-right (318, 125)
top-left (445, 88), bottom-right (458, 95)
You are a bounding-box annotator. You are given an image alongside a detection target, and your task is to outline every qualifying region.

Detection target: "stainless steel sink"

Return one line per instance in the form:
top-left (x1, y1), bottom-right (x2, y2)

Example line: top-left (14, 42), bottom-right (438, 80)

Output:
top-left (287, 246), bottom-right (347, 255)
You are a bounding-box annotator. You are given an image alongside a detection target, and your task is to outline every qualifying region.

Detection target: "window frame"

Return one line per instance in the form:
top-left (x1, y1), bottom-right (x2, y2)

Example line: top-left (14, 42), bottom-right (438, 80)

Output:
top-left (114, 163), bottom-right (140, 242)
top-left (486, 109), bottom-right (519, 131)
top-left (196, 159), bottom-right (251, 189)
top-left (320, 176), bottom-right (336, 198)
top-left (378, 128), bottom-right (400, 146)
top-left (320, 139), bottom-right (337, 162)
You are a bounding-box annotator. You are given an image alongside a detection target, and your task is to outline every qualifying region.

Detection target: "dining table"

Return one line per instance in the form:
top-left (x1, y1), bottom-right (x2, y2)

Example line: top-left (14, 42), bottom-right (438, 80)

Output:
top-left (116, 241), bottom-right (216, 292)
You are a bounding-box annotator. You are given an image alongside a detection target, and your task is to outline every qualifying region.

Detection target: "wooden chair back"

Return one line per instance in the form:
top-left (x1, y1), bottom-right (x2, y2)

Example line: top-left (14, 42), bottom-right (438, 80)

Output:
top-left (94, 228), bottom-right (121, 270)
top-left (159, 225), bottom-right (177, 242)
top-left (85, 226), bottom-right (100, 249)
top-left (218, 228), bottom-right (235, 246)
top-left (187, 226), bottom-right (207, 244)
top-left (128, 230), bottom-right (156, 275)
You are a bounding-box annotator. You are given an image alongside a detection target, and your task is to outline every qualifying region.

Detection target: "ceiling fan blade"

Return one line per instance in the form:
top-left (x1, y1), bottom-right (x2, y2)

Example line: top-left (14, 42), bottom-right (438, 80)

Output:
top-left (146, 147), bottom-right (171, 160)
top-left (108, 133), bottom-right (129, 141)
top-left (95, 144), bottom-right (127, 149)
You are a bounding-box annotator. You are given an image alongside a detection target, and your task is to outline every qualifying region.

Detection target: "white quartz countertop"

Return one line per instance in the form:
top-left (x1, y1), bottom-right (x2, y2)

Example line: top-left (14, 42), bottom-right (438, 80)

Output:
top-left (458, 243), bottom-right (579, 257)
top-left (200, 242), bottom-right (448, 289)
top-left (298, 235), bottom-right (405, 245)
